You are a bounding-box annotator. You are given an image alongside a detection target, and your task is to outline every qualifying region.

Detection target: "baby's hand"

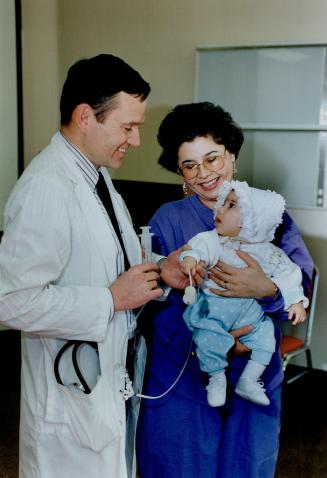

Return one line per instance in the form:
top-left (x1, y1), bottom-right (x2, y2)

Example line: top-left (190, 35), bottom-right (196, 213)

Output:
top-left (180, 256), bottom-right (197, 276)
top-left (288, 302), bottom-right (307, 325)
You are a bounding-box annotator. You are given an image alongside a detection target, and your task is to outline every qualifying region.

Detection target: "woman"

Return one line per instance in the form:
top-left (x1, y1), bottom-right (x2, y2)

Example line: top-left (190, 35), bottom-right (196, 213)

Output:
top-left (136, 102), bottom-right (313, 477)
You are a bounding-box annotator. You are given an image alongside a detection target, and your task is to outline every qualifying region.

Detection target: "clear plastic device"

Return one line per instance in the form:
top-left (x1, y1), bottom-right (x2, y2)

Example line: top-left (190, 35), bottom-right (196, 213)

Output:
top-left (139, 226), bottom-right (154, 263)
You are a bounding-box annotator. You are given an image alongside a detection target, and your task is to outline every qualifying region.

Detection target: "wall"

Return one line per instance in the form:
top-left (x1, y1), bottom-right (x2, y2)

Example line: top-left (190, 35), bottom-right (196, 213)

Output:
top-left (21, 0), bottom-right (60, 163)
top-left (21, 0), bottom-right (327, 369)
top-left (0, 0), bottom-right (18, 231)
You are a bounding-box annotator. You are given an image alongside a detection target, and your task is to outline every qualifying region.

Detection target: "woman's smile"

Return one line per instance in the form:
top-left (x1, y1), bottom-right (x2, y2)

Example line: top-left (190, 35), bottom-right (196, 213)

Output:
top-left (196, 177), bottom-right (220, 191)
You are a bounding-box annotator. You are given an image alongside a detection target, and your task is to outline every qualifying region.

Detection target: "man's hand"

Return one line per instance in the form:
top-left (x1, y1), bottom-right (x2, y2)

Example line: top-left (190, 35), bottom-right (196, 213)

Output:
top-left (160, 247), bottom-right (206, 290)
top-left (209, 250), bottom-right (276, 299)
top-left (110, 263), bottom-right (163, 311)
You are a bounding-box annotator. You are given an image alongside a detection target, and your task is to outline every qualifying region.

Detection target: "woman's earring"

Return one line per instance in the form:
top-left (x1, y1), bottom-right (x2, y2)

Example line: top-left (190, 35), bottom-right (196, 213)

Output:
top-left (182, 182), bottom-right (188, 196)
top-left (232, 161), bottom-right (237, 178)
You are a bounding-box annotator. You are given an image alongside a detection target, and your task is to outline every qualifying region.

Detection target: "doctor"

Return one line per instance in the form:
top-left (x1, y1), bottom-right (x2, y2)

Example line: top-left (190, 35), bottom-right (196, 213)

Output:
top-left (0, 54), bottom-right (197, 478)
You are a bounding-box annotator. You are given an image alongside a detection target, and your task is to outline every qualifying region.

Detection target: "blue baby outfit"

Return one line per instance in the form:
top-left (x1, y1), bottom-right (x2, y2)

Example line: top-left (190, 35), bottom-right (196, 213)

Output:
top-left (184, 293), bottom-right (275, 372)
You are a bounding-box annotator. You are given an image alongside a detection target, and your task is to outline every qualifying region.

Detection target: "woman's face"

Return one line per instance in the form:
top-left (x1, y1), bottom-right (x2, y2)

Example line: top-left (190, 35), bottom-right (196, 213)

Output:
top-left (177, 136), bottom-right (235, 209)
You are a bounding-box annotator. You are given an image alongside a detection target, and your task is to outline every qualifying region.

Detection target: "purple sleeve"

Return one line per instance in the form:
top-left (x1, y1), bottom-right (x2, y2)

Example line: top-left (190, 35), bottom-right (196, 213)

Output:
top-left (149, 200), bottom-right (196, 255)
top-left (259, 211), bottom-right (314, 321)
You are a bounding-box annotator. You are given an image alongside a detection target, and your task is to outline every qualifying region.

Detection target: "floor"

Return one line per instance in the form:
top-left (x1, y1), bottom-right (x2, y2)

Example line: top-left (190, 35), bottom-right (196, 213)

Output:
top-left (0, 331), bottom-right (20, 478)
top-left (275, 366), bottom-right (327, 478)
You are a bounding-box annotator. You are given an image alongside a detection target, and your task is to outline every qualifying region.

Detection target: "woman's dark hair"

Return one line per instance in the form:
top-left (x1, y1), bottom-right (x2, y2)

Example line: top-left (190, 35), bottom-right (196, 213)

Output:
top-left (157, 102), bottom-right (244, 173)
top-left (60, 53), bottom-right (151, 125)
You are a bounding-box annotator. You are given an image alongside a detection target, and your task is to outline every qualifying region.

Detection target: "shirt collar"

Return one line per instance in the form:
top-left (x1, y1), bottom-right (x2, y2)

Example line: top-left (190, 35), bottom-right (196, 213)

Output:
top-left (60, 131), bottom-right (99, 190)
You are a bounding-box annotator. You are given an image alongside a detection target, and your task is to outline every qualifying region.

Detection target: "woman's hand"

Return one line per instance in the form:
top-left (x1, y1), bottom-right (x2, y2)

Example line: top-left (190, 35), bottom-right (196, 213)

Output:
top-left (229, 325), bottom-right (253, 356)
top-left (208, 250), bottom-right (276, 299)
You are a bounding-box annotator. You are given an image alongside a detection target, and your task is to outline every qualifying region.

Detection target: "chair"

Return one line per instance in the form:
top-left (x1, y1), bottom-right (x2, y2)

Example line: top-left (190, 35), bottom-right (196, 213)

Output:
top-left (280, 265), bottom-right (319, 384)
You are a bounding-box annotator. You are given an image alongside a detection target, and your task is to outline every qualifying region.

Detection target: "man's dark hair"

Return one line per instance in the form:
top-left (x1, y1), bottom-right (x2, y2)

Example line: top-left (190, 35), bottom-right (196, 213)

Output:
top-left (60, 53), bottom-right (151, 125)
top-left (157, 102), bottom-right (244, 173)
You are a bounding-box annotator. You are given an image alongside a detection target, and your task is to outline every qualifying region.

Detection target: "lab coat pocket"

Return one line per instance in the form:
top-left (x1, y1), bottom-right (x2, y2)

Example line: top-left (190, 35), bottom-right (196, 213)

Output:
top-left (61, 375), bottom-right (121, 452)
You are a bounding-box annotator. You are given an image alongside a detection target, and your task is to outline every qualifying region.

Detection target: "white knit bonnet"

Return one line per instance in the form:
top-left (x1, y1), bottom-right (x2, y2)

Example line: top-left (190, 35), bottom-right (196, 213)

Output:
top-left (214, 180), bottom-right (285, 243)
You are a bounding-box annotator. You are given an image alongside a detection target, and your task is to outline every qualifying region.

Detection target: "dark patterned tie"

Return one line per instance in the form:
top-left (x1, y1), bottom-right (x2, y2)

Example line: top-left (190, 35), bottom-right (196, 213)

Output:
top-left (97, 172), bottom-right (138, 387)
top-left (96, 171), bottom-right (130, 270)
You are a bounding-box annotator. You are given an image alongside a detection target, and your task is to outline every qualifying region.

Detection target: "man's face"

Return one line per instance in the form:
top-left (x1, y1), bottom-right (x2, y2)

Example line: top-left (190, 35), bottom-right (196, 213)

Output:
top-left (83, 91), bottom-right (147, 169)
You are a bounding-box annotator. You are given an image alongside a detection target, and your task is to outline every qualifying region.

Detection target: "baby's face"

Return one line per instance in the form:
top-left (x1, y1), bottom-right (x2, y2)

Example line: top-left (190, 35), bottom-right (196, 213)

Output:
top-left (215, 191), bottom-right (241, 237)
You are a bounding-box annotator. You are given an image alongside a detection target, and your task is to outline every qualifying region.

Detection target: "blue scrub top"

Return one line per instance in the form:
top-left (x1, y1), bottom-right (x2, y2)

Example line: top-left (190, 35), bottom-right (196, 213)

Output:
top-left (137, 194), bottom-right (313, 478)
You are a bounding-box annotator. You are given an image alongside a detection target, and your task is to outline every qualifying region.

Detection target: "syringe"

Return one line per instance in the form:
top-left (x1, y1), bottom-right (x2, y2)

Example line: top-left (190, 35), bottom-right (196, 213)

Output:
top-left (139, 226), bottom-right (154, 263)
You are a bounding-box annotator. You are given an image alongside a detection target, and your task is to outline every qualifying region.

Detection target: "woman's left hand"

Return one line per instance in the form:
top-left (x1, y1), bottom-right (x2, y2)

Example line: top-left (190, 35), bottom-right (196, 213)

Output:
top-left (208, 250), bottom-right (276, 299)
top-left (229, 325), bottom-right (253, 356)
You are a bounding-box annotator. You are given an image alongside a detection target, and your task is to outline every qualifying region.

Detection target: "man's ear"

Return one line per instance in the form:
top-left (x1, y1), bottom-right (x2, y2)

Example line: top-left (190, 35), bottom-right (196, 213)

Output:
top-left (72, 103), bottom-right (94, 131)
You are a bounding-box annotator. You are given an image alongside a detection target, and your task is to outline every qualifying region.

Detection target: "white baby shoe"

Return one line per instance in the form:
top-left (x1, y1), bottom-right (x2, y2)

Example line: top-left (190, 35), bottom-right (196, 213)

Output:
top-left (235, 378), bottom-right (270, 406)
top-left (206, 373), bottom-right (227, 407)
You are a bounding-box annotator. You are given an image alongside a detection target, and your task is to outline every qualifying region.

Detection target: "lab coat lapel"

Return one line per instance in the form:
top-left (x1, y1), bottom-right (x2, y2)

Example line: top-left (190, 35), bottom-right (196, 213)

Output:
top-left (75, 179), bottom-right (123, 283)
top-left (51, 134), bottom-right (122, 283)
top-left (51, 133), bottom-right (142, 282)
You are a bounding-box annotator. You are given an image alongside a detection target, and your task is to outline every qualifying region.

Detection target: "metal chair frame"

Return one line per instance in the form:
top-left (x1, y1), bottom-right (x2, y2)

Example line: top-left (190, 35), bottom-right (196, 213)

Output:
top-left (280, 265), bottom-right (319, 385)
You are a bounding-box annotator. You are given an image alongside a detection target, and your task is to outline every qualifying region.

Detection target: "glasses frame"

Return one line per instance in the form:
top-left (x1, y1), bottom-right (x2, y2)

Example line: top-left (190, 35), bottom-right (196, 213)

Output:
top-left (177, 148), bottom-right (227, 180)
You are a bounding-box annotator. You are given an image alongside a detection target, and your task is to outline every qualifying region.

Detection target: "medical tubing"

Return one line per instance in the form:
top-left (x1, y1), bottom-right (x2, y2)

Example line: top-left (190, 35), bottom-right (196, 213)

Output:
top-left (135, 340), bottom-right (193, 400)
top-left (122, 306), bottom-right (192, 401)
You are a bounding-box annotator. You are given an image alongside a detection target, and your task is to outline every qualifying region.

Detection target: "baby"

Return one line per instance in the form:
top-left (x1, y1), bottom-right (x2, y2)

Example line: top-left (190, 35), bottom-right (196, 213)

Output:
top-left (179, 180), bottom-right (308, 407)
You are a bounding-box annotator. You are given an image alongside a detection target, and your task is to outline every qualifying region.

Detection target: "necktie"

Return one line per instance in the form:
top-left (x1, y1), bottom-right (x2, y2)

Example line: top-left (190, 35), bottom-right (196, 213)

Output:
top-left (96, 172), bottom-right (138, 387)
top-left (96, 171), bottom-right (130, 271)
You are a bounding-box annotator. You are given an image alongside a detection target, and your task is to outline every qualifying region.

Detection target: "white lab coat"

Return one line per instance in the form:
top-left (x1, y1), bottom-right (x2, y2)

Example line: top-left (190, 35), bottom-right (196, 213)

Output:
top-left (0, 133), bottom-right (143, 478)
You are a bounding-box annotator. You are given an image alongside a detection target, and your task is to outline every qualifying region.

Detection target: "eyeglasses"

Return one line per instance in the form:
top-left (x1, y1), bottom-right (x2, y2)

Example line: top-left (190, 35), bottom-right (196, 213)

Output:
top-left (178, 149), bottom-right (226, 180)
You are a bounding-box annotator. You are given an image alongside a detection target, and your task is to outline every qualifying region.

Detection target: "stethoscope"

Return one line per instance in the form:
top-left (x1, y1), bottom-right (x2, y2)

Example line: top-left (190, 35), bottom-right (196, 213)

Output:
top-left (54, 242), bottom-right (198, 399)
top-left (54, 340), bottom-right (98, 394)
top-left (53, 330), bottom-right (193, 402)
top-left (54, 305), bottom-right (194, 400)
